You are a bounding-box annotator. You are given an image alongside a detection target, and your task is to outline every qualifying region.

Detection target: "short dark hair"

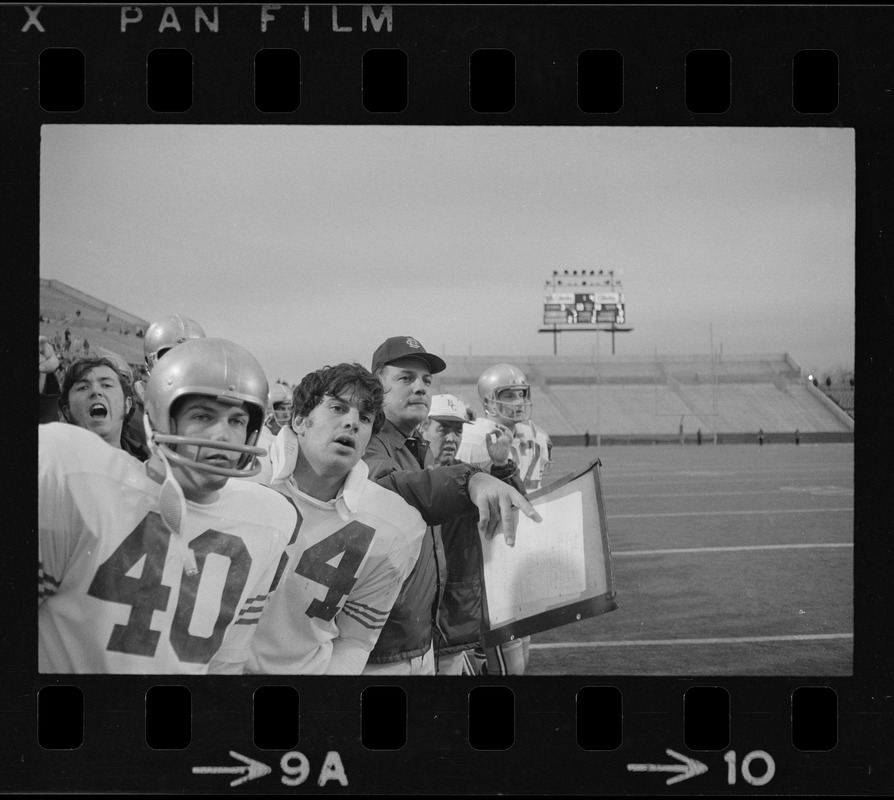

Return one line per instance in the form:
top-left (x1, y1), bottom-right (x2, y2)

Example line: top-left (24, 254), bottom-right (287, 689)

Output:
top-left (59, 356), bottom-right (135, 425)
top-left (292, 363), bottom-right (385, 434)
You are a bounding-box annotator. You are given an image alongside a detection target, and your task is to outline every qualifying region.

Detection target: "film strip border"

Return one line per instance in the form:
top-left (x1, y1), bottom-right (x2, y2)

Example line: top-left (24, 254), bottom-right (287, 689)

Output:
top-left (40, 682), bottom-right (838, 752)
top-left (37, 45), bottom-right (840, 117)
top-left (6, 4), bottom-right (870, 123)
top-left (20, 678), bottom-right (862, 793)
top-left (7, 3), bottom-right (894, 795)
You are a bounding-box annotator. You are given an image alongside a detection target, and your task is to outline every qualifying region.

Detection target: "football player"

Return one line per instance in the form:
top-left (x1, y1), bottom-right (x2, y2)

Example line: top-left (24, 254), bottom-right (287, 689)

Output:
top-left (57, 356), bottom-right (135, 452)
top-left (39, 338), bottom-right (297, 674)
top-left (247, 363), bottom-right (426, 674)
top-left (253, 383), bottom-right (294, 485)
top-left (142, 313), bottom-right (207, 372)
top-left (126, 314), bottom-right (207, 461)
top-left (256, 382), bottom-right (292, 452)
top-left (514, 419), bottom-right (553, 491)
top-left (457, 364), bottom-right (552, 492)
top-left (456, 363), bottom-right (553, 674)
top-left (266, 383), bottom-right (293, 436)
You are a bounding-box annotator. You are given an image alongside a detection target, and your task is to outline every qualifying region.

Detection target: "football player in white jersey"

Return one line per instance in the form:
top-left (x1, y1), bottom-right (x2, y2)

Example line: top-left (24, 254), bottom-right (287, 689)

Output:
top-left (127, 314), bottom-right (207, 461)
top-left (39, 338), bottom-right (297, 674)
top-left (256, 382), bottom-right (293, 462)
top-left (247, 363), bottom-right (426, 674)
top-left (456, 363), bottom-right (552, 674)
top-left (513, 419), bottom-right (553, 492)
top-left (457, 364), bottom-right (552, 491)
top-left (266, 383), bottom-right (293, 436)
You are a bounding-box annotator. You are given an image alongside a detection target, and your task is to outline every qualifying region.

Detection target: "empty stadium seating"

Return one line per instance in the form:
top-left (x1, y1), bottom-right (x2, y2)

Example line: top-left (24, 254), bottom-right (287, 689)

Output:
top-left (821, 388), bottom-right (855, 418)
top-left (39, 279), bottom-right (852, 439)
top-left (434, 354), bottom-right (853, 437)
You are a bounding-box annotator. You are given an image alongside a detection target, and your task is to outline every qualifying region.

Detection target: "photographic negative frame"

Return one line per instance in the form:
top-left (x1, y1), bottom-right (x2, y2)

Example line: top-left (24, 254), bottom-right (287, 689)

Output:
top-left (10, 3), bottom-right (893, 795)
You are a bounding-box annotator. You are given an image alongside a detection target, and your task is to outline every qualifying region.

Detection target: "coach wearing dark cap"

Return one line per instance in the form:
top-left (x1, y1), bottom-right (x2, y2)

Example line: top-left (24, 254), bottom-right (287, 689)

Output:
top-left (361, 335), bottom-right (539, 675)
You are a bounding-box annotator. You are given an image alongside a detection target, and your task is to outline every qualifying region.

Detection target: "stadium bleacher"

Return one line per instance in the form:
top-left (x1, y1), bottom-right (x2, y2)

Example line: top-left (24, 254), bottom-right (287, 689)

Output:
top-left (39, 279), bottom-right (852, 442)
top-left (39, 278), bottom-right (148, 370)
top-left (434, 354), bottom-right (854, 441)
top-left (822, 388), bottom-right (855, 419)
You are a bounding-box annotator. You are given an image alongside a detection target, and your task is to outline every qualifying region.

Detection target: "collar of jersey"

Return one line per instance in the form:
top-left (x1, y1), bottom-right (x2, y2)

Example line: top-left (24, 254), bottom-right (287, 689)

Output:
top-left (278, 454), bottom-right (369, 520)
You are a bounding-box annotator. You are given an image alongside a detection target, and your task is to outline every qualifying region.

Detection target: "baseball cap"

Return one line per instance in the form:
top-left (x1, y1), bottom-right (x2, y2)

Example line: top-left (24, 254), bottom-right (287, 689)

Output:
top-left (429, 394), bottom-right (472, 424)
top-left (371, 336), bottom-right (446, 375)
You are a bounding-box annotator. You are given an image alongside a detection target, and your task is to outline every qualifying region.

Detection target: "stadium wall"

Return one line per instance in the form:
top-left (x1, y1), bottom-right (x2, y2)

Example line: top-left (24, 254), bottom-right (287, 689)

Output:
top-left (551, 431), bottom-right (854, 446)
top-left (40, 278), bottom-right (149, 329)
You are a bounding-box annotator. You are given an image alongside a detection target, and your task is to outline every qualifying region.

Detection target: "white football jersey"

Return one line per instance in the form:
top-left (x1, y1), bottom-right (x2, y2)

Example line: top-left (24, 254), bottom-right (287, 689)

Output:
top-left (247, 459), bottom-right (426, 675)
top-left (457, 418), bottom-right (551, 491)
top-left (39, 423), bottom-right (296, 674)
top-left (455, 417), bottom-right (502, 465)
top-left (251, 426), bottom-right (277, 486)
top-left (514, 420), bottom-right (552, 491)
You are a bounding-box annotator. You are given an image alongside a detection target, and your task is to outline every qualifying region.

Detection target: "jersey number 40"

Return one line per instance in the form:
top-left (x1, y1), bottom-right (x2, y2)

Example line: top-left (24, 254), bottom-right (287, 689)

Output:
top-left (86, 513), bottom-right (251, 665)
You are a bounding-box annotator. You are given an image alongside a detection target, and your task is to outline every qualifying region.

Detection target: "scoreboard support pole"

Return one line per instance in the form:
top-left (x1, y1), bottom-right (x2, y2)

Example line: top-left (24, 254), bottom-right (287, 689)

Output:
top-left (538, 325), bottom-right (634, 356)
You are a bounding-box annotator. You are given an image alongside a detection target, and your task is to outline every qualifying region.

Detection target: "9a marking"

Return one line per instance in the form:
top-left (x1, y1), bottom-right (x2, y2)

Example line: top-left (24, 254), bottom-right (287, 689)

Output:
top-left (724, 750), bottom-right (776, 786)
top-left (280, 751), bottom-right (348, 787)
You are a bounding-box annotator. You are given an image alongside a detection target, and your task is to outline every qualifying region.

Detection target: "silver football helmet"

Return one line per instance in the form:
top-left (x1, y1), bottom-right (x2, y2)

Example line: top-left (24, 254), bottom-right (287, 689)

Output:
top-left (143, 313), bottom-right (206, 372)
top-left (477, 363), bottom-right (533, 423)
top-left (143, 337), bottom-right (268, 478)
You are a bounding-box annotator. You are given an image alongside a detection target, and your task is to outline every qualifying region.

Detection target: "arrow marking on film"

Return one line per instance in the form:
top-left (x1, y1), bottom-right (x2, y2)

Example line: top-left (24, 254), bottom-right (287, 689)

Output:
top-left (627, 748), bottom-right (709, 785)
top-left (193, 751), bottom-right (272, 787)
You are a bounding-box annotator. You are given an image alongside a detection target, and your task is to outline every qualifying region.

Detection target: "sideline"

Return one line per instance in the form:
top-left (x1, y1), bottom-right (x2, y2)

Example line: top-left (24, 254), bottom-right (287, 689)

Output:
top-left (613, 542), bottom-right (853, 556)
top-left (612, 507), bottom-right (853, 519)
top-left (531, 633), bottom-right (853, 649)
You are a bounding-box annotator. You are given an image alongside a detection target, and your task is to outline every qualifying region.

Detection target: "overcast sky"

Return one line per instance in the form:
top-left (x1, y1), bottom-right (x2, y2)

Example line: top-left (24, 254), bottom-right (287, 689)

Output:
top-left (40, 125), bottom-right (854, 382)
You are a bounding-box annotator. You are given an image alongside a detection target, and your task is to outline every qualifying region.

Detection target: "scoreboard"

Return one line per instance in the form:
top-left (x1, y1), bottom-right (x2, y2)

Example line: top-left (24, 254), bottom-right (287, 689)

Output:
top-left (543, 290), bottom-right (626, 327)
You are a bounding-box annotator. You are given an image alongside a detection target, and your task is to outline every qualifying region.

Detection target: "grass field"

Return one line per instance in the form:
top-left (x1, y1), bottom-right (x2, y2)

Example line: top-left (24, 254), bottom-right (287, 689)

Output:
top-left (526, 443), bottom-right (854, 676)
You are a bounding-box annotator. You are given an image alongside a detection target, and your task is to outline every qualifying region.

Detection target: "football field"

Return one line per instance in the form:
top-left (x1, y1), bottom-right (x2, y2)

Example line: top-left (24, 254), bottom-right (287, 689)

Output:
top-left (526, 443), bottom-right (854, 676)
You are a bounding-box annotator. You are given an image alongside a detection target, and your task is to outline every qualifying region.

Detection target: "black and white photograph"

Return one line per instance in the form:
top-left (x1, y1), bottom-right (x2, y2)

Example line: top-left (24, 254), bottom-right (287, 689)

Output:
top-left (12, 3), bottom-right (893, 795)
top-left (39, 124), bottom-right (854, 677)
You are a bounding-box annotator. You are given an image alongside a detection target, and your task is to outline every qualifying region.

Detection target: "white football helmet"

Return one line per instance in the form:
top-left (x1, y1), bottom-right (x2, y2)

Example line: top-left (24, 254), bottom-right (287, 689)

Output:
top-left (477, 363), bottom-right (533, 423)
top-left (143, 314), bottom-right (206, 371)
top-left (143, 337), bottom-right (268, 478)
top-left (267, 382), bottom-right (293, 427)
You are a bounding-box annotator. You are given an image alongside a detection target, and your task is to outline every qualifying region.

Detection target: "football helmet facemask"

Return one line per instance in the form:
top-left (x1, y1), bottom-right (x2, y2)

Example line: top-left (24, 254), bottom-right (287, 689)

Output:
top-left (477, 363), bottom-right (533, 423)
top-left (143, 337), bottom-right (268, 478)
top-left (143, 313), bottom-right (207, 372)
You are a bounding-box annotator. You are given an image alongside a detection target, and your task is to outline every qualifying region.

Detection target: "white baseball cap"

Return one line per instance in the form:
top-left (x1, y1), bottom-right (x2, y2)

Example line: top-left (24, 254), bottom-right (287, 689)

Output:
top-left (428, 394), bottom-right (472, 424)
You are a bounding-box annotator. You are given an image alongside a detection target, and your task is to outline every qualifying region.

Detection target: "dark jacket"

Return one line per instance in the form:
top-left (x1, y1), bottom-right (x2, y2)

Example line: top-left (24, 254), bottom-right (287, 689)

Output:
top-left (122, 397), bottom-right (151, 462)
top-left (363, 419), bottom-right (479, 664)
top-left (436, 459), bottom-right (525, 655)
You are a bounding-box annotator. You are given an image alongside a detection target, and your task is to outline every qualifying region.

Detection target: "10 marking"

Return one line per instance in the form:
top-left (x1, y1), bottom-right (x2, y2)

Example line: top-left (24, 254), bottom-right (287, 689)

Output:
top-left (723, 750), bottom-right (776, 786)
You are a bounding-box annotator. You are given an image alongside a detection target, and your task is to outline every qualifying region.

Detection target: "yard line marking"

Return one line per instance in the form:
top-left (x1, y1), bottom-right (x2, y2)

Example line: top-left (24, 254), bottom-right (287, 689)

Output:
top-left (605, 489), bottom-right (850, 500)
top-left (608, 490), bottom-right (779, 499)
top-left (614, 543), bottom-right (853, 557)
top-left (606, 465), bottom-right (852, 479)
top-left (531, 633), bottom-right (853, 649)
top-left (611, 507), bottom-right (852, 519)
top-left (604, 470), bottom-right (853, 485)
